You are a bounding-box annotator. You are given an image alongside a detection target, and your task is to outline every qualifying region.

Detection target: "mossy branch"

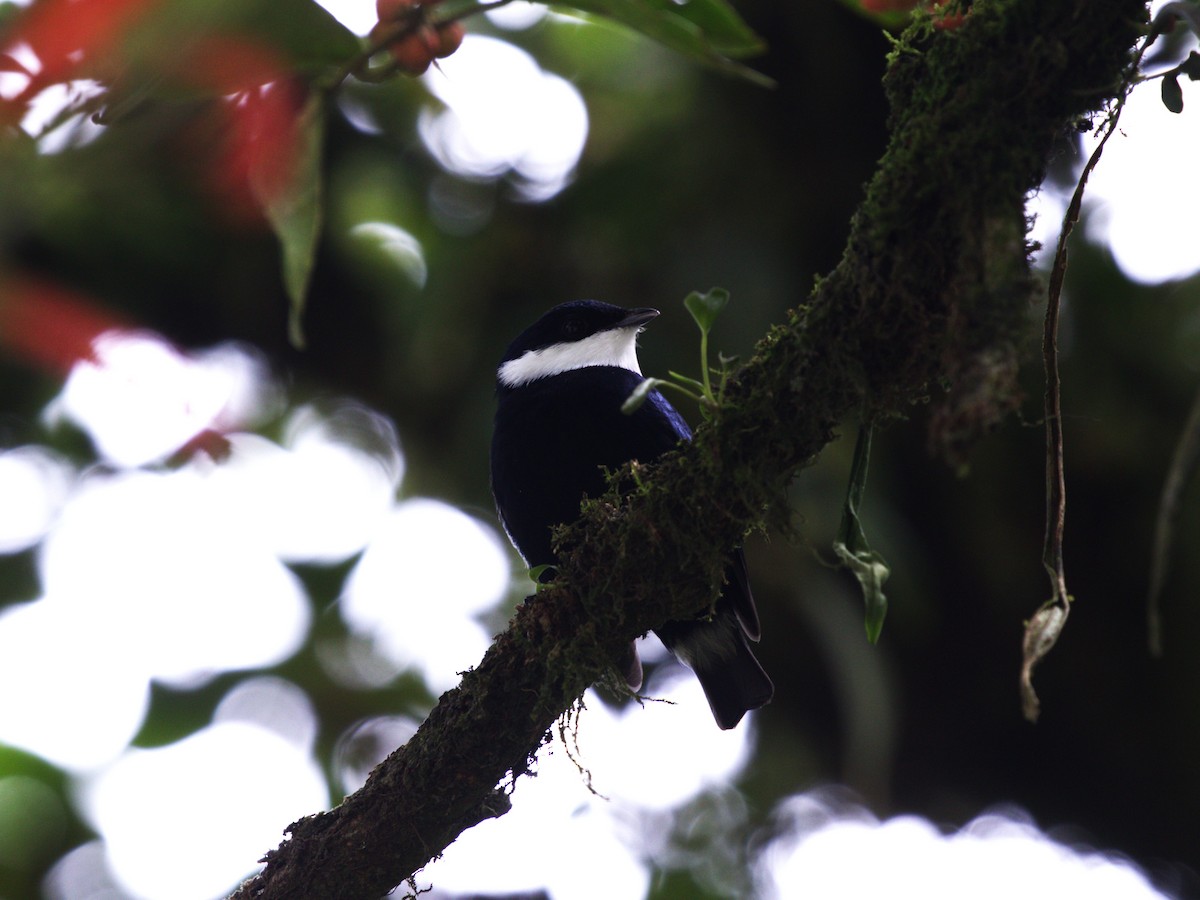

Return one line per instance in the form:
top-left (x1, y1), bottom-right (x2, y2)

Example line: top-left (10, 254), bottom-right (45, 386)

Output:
top-left (229, 2), bottom-right (1145, 897)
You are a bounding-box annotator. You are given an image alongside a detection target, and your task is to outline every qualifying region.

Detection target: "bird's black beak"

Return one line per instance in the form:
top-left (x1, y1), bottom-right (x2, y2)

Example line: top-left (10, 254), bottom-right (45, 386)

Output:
top-left (617, 308), bottom-right (660, 329)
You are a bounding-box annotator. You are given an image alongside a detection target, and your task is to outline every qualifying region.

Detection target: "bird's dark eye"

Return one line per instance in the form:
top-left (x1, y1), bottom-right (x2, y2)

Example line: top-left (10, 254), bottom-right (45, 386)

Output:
top-left (562, 317), bottom-right (586, 340)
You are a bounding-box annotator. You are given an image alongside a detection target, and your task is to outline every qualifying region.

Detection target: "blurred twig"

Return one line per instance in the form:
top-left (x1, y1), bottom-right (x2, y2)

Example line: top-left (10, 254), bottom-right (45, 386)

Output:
top-left (1147, 383), bottom-right (1200, 657)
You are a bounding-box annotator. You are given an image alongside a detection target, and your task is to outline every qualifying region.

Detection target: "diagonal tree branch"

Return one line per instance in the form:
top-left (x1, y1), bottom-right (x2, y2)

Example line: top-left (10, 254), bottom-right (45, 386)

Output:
top-left (230, 2), bottom-right (1145, 897)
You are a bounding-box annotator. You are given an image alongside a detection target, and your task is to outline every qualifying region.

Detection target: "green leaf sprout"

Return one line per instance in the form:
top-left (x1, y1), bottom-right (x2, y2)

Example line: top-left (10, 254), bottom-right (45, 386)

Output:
top-left (833, 424), bottom-right (892, 643)
top-left (622, 287), bottom-right (737, 417)
top-left (528, 563), bottom-right (557, 591)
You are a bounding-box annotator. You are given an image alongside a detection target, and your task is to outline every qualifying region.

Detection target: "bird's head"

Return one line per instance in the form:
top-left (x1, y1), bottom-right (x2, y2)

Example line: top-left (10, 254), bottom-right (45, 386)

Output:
top-left (497, 300), bottom-right (660, 389)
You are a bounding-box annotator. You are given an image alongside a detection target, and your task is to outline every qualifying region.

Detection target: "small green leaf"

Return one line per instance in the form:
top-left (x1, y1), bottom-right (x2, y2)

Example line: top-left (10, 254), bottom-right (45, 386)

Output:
top-left (835, 425), bottom-right (891, 643)
top-left (259, 91), bottom-right (326, 349)
top-left (114, 0), bottom-right (361, 94)
top-left (566, 0), bottom-right (763, 56)
top-left (545, 0), bottom-right (771, 86)
top-left (660, 0), bottom-right (763, 55)
top-left (250, 0), bottom-right (362, 70)
top-left (1162, 73), bottom-right (1185, 113)
top-left (622, 377), bottom-right (668, 414)
top-left (683, 287), bottom-right (730, 336)
top-left (833, 541), bottom-right (891, 642)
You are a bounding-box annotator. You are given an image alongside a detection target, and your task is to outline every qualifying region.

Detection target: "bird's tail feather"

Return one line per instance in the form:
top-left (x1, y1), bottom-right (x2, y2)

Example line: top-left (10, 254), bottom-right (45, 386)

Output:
top-left (690, 634), bottom-right (774, 730)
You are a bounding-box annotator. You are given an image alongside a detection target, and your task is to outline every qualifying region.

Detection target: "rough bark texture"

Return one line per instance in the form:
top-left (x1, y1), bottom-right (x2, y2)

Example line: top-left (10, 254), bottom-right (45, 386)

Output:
top-left (230, 2), bottom-right (1146, 897)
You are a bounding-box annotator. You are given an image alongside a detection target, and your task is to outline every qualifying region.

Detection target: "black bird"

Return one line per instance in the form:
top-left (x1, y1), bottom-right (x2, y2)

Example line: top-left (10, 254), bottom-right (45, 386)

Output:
top-left (490, 300), bottom-right (772, 729)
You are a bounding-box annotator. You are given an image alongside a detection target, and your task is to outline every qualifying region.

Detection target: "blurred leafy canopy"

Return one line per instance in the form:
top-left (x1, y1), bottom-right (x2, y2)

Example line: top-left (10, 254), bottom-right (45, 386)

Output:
top-left (231, 0), bottom-right (757, 341)
top-left (0, 0), bottom-right (765, 345)
top-left (550, 0), bottom-right (771, 85)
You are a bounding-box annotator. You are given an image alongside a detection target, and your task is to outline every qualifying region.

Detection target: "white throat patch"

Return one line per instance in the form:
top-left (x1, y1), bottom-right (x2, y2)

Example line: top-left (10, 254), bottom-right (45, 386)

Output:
top-left (498, 326), bottom-right (643, 388)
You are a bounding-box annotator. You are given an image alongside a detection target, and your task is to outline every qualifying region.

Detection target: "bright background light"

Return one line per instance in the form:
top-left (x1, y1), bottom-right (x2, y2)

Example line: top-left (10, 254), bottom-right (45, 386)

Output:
top-left (0, 330), bottom-right (522, 895)
top-left (419, 35), bottom-right (589, 201)
top-left (314, 0), bottom-right (587, 203)
top-left (80, 716), bottom-right (327, 900)
top-left (1079, 71), bottom-right (1200, 283)
top-left (758, 792), bottom-right (1167, 900)
top-left (0, 446), bottom-right (71, 553)
top-left (421, 670), bottom-right (755, 899)
top-left (341, 497), bottom-right (510, 692)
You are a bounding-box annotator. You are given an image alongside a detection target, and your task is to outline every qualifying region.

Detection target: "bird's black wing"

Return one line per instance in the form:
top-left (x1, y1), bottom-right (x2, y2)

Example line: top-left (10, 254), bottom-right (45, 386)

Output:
top-left (491, 367), bottom-right (688, 567)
